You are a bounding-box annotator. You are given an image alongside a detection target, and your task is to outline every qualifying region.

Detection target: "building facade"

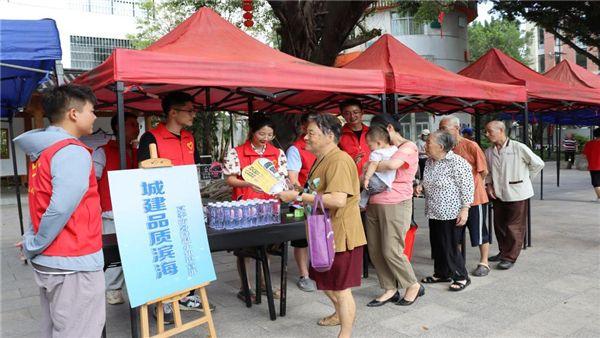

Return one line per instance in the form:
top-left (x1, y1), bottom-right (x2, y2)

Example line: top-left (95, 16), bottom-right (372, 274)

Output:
top-left (524, 22), bottom-right (599, 74)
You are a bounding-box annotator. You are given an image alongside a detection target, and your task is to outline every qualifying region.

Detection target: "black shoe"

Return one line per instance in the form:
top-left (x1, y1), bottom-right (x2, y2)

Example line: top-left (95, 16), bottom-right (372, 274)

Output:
top-left (488, 254), bottom-right (502, 262)
top-left (497, 260), bottom-right (514, 270)
top-left (396, 285), bottom-right (425, 306)
top-left (367, 291), bottom-right (400, 307)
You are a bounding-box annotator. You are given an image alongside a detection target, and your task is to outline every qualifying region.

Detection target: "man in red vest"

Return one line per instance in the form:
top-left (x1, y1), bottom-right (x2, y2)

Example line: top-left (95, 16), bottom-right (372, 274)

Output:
top-left (92, 113), bottom-right (139, 305)
top-left (137, 91), bottom-right (200, 165)
top-left (14, 84), bottom-right (105, 337)
top-left (338, 99), bottom-right (370, 177)
top-left (137, 91), bottom-right (213, 322)
top-left (286, 113), bottom-right (317, 292)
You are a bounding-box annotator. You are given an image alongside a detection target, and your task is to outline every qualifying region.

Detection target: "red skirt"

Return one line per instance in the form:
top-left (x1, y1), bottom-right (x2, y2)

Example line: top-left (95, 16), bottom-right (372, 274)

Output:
top-left (309, 246), bottom-right (364, 291)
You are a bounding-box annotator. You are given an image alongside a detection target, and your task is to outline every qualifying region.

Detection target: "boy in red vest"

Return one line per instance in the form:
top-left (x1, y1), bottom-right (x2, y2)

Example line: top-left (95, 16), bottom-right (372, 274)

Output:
top-left (338, 99), bottom-right (370, 177)
top-left (286, 113), bottom-right (317, 292)
top-left (92, 113), bottom-right (139, 305)
top-left (14, 84), bottom-right (105, 337)
top-left (137, 91), bottom-right (214, 322)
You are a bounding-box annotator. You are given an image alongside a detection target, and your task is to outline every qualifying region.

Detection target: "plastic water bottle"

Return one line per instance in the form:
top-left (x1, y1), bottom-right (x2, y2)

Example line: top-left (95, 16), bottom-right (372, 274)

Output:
top-left (270, 199), bottom-right (281, 224)
top-left (234, 202), bottom-right (244, 229)
top-left (249, 201), bottom-right (257, 227)
top-left (221, 202), bottom-right (231, 230)
top-left (258, 200), bottom-right (267, 225)
top-left (241, 201), bottom-right (250, 228)
top-left (207, 203), bottom-right (214, 228)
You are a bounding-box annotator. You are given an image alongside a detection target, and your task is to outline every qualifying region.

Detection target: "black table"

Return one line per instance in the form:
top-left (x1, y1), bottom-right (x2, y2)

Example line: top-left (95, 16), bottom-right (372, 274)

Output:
top-left (102, 215), bottom-right (306, 337)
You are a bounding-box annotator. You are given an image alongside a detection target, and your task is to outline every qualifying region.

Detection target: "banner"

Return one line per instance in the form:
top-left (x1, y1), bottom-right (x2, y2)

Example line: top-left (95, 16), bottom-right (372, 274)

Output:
top-left (108, 165), bottom-right (216, 307)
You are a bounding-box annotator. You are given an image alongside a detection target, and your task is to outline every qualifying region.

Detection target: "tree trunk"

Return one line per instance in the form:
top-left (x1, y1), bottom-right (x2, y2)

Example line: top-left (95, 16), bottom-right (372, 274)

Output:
top-left (268, 0), bottom-right (376, 66)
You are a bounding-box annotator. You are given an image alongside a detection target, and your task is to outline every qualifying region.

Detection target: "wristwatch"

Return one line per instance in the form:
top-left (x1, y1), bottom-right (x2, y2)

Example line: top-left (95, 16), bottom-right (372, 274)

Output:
top-left (295, 193), bottom-right (303, 203)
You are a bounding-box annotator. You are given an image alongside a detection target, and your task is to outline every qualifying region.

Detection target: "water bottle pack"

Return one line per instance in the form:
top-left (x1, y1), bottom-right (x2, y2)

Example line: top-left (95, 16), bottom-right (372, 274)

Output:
top-left (207, 199), bottom-right (281, 230)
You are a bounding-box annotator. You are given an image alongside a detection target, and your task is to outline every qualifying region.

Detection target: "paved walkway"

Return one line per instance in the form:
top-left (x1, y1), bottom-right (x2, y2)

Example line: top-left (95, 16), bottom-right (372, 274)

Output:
top-left (2, 162), bottom-right (599, 337)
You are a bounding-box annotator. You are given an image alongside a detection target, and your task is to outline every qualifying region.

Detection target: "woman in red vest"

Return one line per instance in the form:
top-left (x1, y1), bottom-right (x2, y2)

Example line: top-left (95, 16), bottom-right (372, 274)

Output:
top-left (223, 113), bottom-right (288, 301)
top-left (223, 113), bottom-right (288, 200)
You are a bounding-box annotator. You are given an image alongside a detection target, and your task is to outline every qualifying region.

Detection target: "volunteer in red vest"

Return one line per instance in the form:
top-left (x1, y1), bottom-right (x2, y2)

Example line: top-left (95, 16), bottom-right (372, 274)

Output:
top-left (338, 99), bottom-right (370, 177)
top-left (223, 113), bottom-right (288, 301)
top-left (137, 91), bottom-right (212, 323)
top-left (14, 84), bottom-right (105, 337)
top-left (137, 91), bottom-right (200, 165)
top-left (286, 113), bottom-right (317, 292)
top-left (92, 113), bottom-right (139, 305)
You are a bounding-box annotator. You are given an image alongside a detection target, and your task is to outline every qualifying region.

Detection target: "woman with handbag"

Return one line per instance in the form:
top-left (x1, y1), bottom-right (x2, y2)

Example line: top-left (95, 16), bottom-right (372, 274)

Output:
top-left (363, 113), bottom-right (424, 307)
top-left (278, 113), bottom-right (366, 338)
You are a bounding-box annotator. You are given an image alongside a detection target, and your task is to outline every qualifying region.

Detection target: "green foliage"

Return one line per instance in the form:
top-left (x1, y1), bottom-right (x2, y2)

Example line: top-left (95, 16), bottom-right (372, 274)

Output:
top-left (127, 0), bottom-right (277, 50)
top-left (573, 134), bottom-right (589, 154)
top-left (393, 0), bottom-right (466, 23)
top-left (468, 19), bottom-right (532, 64)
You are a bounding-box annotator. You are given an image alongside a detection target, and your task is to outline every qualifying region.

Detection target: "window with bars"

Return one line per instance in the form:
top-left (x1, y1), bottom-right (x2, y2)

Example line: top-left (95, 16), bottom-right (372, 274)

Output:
top-left (391, 12), bottom-right (424, 36)
top-left (70, 36), bottom-right (131, 70)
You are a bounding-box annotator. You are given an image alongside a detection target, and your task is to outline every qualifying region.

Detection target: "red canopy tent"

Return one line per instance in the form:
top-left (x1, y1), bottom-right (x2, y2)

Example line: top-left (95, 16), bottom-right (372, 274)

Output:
top-left (544, 59), bottom-right (600, 89)
top-left (73, 7), bottom-right (386, 114)
top-left (459, 48), bottom-right (600, 111)
top-left (280, 34), bottom-right (527, 115)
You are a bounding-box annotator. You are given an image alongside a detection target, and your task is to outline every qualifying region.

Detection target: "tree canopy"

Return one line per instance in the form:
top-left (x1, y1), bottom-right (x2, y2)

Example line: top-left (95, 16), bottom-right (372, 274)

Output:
top-left (468, 19), bottom-right (532, 64)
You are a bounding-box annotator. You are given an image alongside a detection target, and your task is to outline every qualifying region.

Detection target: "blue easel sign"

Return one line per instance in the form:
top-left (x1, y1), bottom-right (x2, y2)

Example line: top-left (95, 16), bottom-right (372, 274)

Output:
top-left (108, 165), bottom-right (216, 307)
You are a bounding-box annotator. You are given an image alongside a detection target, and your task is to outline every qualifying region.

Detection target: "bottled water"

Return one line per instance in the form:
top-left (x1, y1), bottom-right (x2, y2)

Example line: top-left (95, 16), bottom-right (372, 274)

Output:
top-left (234, 202), bottom-right (244, 229)
top-left (270, 199), bottom-right (281, 224)
top-left (222, 202), bottom-right (232, 230)
top-left (207, 203), bottom-right (214, 228)
top-left (241, 201), bottom-right (251, 229)
top-left (249, 201), bottom-right (258, 227)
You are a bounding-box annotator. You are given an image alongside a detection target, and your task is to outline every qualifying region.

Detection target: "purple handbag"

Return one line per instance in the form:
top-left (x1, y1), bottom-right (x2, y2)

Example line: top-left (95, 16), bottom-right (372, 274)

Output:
top-left (307, 194), bottom-right (335, 272)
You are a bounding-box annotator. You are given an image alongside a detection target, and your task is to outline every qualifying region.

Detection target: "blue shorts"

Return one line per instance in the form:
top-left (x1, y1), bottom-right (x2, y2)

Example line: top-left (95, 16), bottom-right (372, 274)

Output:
top-left (457, 204), bottom-right (489, 247)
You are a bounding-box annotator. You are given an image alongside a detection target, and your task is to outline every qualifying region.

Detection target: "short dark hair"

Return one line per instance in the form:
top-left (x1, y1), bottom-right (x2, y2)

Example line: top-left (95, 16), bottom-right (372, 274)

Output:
top-left (370, 113), bottom-right (402, 133)
top-left (161, 91), bottom-right (194, 115)
top-left (248, 113), bottom-right (274, 135)
top-left (338, 98), bottom-right (363, 112)
top-left (42, 84), bottom-right (97, 123)
top-left (594, 127), bottom-right (600, 138)
top-left (366, 125), bottom-right (391, 144)
top-left (307, 113), bottom-right (342, 143)
top-left (110, 113), bottom-right (137, 133)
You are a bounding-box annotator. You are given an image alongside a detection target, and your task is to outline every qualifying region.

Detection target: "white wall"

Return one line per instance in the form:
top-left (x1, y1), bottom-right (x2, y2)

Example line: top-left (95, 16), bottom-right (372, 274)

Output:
top-left (0, 0), bottom-right (138, 68)
top-left (350, 10), bottom-right (470, 72)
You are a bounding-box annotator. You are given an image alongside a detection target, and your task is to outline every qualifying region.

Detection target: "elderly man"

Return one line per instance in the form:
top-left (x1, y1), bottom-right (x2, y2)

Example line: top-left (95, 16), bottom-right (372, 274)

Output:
top-left (439, 116), bottom-right (491, 277)
top-left (484, 121), bottom-right (544, 270)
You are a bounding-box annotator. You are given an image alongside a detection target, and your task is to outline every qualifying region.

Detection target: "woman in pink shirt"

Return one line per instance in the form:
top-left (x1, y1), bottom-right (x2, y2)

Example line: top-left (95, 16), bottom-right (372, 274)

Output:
top-left (364, 114), bottom-right (424, 307)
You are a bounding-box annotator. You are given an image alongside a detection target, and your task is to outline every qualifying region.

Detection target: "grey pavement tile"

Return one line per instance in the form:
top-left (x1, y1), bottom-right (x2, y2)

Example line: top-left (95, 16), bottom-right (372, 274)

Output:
top-left (0, 295), bottom-right (39, 312)
top-left (0, 288), bottom-right (21, 301)
top-left (543, 274), bottom-right (599, 295)
top-left (0, 317), bottom-right (40, 337)
top-left (565, 327), bottom-right (600, 338)
top-left (378, 304), bottom-right (466, 336)
top-left (511, 303), bottom-right (596, 337)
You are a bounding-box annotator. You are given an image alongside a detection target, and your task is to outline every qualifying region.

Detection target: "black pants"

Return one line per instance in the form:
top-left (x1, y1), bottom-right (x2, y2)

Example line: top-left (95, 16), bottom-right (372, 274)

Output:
top-left (418, 158), bottom-right (427, 179)
top-left (565, 151), bottom-right (575, 168)
top-left (429, 219), bottom-right (468, 281)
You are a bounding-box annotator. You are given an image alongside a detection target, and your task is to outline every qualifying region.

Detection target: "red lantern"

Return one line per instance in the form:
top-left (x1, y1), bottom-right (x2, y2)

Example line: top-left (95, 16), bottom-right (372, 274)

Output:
top-left (244, 20), bottom-right (254, 27)
top-left (243, 12), bottom-right (253, 20)
top-left (242, 4), bottom-right (253, 11)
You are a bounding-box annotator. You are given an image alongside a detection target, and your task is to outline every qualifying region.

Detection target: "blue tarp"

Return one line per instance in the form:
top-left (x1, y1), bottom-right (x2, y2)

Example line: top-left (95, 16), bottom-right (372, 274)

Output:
top-left (1, 19), bottom-right (62, 118)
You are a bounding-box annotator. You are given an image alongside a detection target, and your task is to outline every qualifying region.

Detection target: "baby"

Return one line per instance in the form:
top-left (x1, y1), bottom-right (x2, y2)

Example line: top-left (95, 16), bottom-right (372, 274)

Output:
top-left (360, 125), bottom-right (398, 208)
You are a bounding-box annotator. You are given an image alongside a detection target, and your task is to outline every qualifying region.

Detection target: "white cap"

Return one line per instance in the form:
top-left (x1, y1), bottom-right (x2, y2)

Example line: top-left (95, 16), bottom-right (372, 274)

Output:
top-left (421, 129), bottom-right (431, 135)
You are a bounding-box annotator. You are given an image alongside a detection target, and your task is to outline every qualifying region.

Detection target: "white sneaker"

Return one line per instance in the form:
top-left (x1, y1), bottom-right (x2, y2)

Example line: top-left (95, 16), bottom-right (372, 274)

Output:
top-left (106, 289), bottom-right (124, 305)
top-left (179, 294), bottom-right (216, 312)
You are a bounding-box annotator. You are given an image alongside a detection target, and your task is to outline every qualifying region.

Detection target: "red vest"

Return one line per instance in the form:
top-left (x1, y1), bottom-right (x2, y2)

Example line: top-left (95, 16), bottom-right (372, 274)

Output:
top-left (292, 137), bottom-right (316, 187)
top-left (149, 123), bottom-right (195, 166)
top-left (338, 124), bottom-right (370, 176)
top-left (28, 139), bottom-right (102, 257)
top-left (232, 140), bottom-right (281, 200)
top-left (98, 140), bottom-right (137, 212)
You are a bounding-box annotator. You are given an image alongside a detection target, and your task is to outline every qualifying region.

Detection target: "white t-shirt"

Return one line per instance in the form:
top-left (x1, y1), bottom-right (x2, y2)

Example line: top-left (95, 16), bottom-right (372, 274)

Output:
top-left (370, 145), bottom-right (398, 188)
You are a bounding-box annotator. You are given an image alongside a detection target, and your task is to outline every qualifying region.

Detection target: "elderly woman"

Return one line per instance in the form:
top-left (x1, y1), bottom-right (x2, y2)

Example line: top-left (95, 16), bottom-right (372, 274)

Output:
top-left (279, 113), bottom-right (366, 338)
top-left (418, 130), bottom-right (474, 291)
top-left (364, 113), bottom-right (424, 307)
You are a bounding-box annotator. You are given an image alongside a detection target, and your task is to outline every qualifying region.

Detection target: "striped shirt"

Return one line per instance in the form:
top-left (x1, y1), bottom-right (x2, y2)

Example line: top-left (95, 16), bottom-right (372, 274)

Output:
top-left (563, 139), bottom-right (577, 152)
